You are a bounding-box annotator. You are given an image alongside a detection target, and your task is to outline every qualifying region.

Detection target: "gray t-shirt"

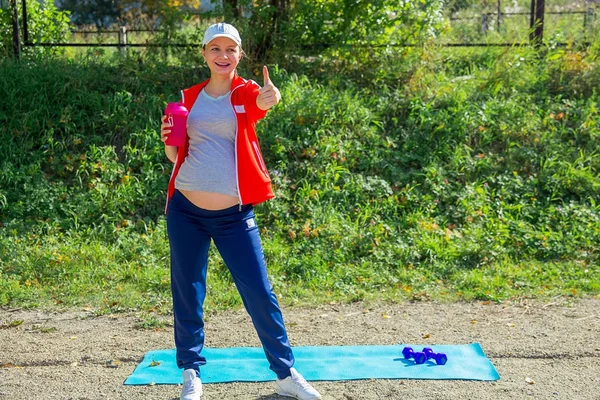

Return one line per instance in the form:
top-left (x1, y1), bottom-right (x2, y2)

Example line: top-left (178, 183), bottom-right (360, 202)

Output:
top-left (174, 89), bottom-right (238, 197)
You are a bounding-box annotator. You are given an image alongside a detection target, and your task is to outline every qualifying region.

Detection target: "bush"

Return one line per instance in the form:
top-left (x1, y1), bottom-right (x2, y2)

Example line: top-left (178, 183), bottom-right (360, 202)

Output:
top-left (0, 57), bottom-right (205, 236)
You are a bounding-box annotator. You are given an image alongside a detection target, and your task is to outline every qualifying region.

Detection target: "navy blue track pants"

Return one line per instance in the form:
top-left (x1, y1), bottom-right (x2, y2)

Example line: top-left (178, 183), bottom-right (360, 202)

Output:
top-left (166, 190), bottom-right (294, 379)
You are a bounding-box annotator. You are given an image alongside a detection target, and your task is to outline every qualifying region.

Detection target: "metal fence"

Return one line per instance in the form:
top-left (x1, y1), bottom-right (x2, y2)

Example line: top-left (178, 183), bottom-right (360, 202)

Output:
top-left (7, 0), bottom-right (598, 59)
top-left (452, 10), bottom-right (594, 34)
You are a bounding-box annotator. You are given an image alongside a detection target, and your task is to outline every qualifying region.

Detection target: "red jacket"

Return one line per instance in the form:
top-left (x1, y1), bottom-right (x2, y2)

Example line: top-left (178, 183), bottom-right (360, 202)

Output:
top-left (165, 75), bottom-right (274, 212)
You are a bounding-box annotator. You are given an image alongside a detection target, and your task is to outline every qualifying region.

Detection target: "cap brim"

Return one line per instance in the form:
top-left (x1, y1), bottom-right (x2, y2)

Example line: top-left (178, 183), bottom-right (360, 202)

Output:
top-left (203, 34), bottom-right (241, 47)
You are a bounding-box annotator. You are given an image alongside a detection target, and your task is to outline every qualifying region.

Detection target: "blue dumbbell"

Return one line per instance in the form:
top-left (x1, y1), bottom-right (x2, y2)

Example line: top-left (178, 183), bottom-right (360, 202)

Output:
top-left (402, 346), bottom-right (427, 364)
top-left (422, 347), bottom-right (448, 365)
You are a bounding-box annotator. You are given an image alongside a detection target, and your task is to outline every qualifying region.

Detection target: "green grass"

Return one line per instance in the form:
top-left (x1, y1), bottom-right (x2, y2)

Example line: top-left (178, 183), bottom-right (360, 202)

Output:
top-left (2, 220), bottom-right (597, 314)
top-left (1, 36), bottom-right (600, 314)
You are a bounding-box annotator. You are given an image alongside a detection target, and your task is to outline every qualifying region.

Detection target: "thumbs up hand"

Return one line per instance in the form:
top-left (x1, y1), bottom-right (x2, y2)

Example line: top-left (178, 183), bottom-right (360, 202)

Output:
top-left (256, 66), bottom-right (281, 111)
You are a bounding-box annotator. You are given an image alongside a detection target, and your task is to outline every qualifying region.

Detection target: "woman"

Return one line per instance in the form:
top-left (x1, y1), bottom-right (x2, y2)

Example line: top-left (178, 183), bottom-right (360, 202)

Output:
top-left (160, 22), bottom-right (322, 400)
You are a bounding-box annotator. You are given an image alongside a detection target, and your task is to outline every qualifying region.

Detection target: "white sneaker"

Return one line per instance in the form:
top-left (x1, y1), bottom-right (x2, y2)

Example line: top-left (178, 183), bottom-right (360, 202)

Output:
top-left (180, 369), bottom-right (202, 400)
top-left (275, 368), bottom-right (322, 400)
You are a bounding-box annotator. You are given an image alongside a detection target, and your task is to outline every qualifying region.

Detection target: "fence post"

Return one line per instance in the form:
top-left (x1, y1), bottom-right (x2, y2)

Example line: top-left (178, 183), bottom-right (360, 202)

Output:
top-left (21, 0), bottom-right (28, 44)
top-left (482, 13), bottom-right (489, 34)
top-left (529, 0), bottom-right (545, 46)
top-left (10, 0), bottom-right (21, 59)
top-left (586, 2), bottom-right (596, 37)
top-left (118, 26), bottom-right (128, 56)
top-left (497, 0), bottom-right (502, 31)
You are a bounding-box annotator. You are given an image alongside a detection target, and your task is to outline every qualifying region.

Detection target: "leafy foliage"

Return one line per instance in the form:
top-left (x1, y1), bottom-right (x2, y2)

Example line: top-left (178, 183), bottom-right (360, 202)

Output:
top-left (0, 0), bottom-right (71, 59)
top-left (225, 0), bottom-right (445, 58)
top-left (56, 0), bottom-right (201, 28)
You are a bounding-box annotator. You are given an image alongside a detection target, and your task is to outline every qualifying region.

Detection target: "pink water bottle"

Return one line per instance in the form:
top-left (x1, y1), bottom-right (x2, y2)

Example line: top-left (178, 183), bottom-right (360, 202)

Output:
top-left (164, 102), bottom-right (189, 146)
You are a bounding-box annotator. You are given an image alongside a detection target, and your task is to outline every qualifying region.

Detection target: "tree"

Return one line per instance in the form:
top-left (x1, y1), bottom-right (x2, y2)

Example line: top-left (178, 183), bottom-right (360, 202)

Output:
top-left (0, 0), bottom-right (71, 59)
top-left (56, 0), bottom-right (200, 28)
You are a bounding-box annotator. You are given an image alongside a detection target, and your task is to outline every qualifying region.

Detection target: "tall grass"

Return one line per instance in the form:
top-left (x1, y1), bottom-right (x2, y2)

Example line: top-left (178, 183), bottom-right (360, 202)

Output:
top-left (1, 41), bottom-right (599, 314)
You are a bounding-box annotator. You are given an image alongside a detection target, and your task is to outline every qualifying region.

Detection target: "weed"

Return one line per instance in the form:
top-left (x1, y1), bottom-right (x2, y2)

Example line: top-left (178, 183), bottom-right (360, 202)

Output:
top-left (135, 315), bottom-right (167, 330)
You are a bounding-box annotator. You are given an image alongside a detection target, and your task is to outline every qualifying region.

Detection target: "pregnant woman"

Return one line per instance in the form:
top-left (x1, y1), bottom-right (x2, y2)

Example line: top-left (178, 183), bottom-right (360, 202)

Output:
top-left (160, 22), bottom-right (322, 400)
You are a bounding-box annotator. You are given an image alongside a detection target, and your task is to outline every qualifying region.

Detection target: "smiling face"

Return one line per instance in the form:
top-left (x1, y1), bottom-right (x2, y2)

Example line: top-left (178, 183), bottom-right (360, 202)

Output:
top-left (202, 37), bottom-right (242, 78)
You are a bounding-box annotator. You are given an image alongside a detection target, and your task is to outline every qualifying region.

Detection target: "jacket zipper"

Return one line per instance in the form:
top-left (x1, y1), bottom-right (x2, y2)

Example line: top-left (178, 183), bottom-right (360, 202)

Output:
top-left (230, 83), bottom-right (245, 211)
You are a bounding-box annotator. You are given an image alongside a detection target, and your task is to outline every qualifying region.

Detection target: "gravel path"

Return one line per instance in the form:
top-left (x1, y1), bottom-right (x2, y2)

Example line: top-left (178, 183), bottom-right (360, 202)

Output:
top-left (1, 298), bottom-right (599, 399)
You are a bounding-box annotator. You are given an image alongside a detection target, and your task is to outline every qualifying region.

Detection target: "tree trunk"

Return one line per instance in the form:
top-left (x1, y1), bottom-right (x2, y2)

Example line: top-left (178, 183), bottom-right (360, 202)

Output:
top-left (529, 0), bottom-right (545, 45)
top-left (255, 0), bottom-right (287, 59)
top-left (223, 0), bottom-right (239, 18)
top-left (10, 0), bottom-right (21, 59)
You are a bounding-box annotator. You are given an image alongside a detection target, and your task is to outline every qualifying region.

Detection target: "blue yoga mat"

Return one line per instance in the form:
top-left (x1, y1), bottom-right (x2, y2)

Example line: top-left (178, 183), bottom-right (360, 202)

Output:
top-left (124, 343), bottom-right (499, 384)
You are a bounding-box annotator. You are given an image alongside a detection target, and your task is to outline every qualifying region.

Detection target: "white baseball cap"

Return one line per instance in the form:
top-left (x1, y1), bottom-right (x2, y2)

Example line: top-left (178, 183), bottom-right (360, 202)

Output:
top-left (202, 23), bottom-right (242, 47)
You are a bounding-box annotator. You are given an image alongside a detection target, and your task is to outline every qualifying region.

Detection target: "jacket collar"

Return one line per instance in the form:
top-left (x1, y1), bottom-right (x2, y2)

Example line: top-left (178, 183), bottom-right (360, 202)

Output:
top-left (183, 74), bottom-right (246, 107)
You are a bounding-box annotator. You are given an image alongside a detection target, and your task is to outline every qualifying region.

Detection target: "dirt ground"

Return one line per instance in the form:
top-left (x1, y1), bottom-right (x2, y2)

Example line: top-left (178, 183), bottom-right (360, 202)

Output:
top-left (1, 297), bottom-right (599, 400)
